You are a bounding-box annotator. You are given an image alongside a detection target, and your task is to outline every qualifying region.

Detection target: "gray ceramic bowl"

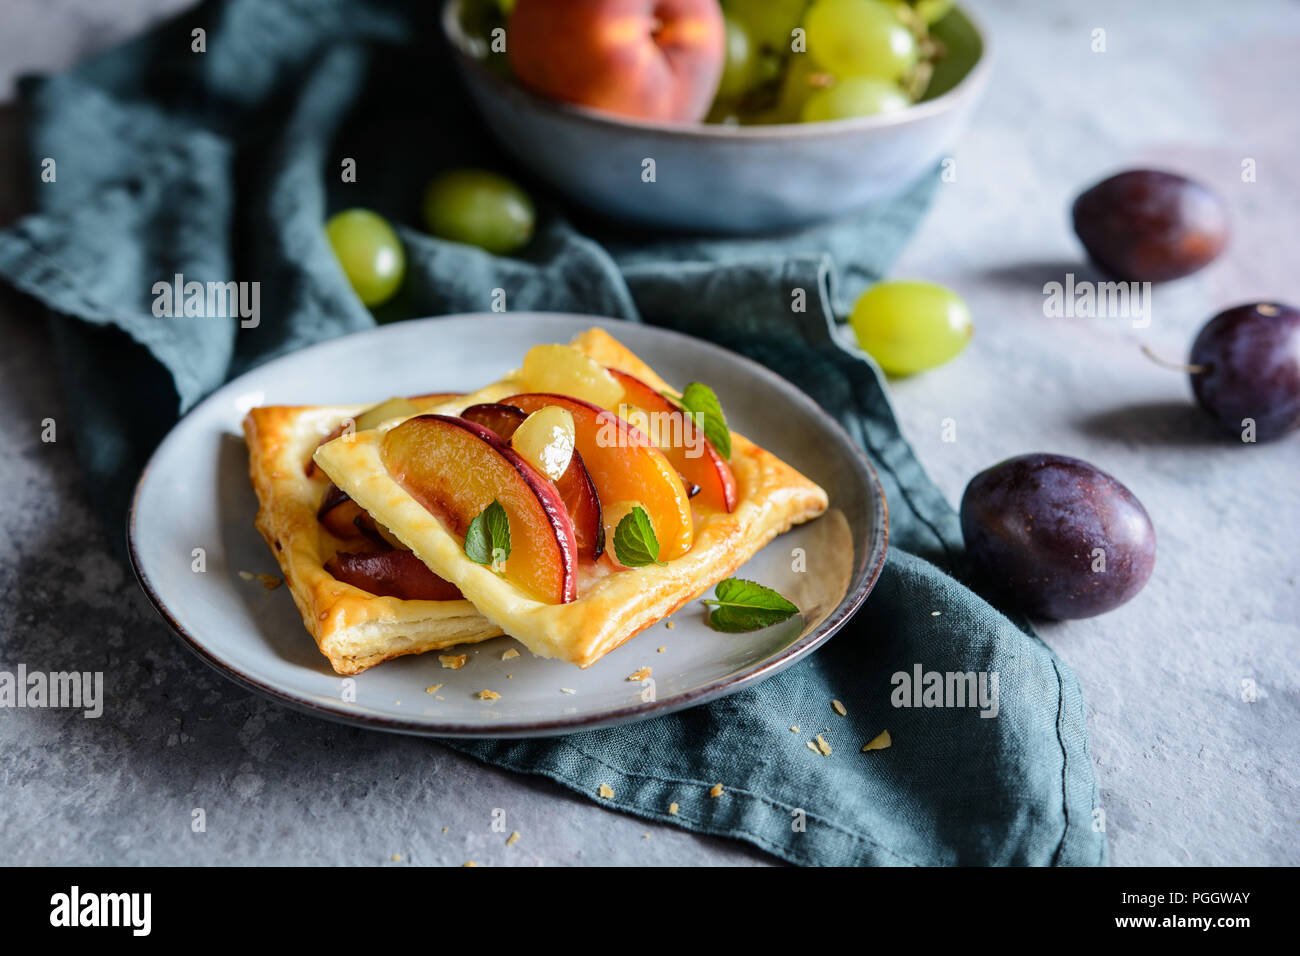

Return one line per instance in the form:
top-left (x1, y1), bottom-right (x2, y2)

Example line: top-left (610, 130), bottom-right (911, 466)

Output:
top-left (443, 0), bottom-right (991, 234)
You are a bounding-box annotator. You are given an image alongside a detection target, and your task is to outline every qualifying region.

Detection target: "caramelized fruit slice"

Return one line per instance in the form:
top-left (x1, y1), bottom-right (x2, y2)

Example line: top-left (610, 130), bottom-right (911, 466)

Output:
top-left (380, 415), bottom-right (578, 604)
top-left (607, 368), bottom-right (737, 513)
top-left (318, 483), bottom-right (367, 539)
top-left (460, 402), bottom-right (527, 439)
top-left (325, 551), bottom-right (465, 601)
top-left (556, 449), bottom-right (604, 561)
top-left (504, 393), bottom-right (694, 561)
top-left (463, 402), bottom-right (604, 561)
top-left (520, 344), bottom-right (624, 409)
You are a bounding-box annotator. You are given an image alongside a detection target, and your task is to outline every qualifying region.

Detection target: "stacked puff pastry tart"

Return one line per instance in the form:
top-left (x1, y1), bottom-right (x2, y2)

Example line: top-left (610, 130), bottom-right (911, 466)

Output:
top-left (243, 328), bottom-right (828, 675)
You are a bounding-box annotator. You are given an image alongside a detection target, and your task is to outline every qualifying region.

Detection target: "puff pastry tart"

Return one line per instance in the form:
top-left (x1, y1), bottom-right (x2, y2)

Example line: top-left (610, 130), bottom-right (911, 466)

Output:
top-left (243, 394), bottom-right (502, 675)
top-left (312, 328), bottom-right (829, 669)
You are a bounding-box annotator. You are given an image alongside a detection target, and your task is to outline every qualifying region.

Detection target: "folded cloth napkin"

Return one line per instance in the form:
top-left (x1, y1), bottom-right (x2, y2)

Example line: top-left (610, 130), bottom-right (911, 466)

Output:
top-left (0, 0), bottom-right (1106, 865)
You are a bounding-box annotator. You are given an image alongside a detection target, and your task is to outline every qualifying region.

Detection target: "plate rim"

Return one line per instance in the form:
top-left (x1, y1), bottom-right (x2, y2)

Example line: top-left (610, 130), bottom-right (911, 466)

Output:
top-left (126, 313), bottom-right (889, 737)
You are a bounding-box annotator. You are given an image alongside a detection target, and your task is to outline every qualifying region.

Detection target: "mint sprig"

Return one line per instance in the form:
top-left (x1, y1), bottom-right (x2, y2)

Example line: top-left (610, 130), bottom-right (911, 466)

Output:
top-left (703, 578), bottom-right (799, 632)
top-left (669, 382), bottom-right (731, 461)
top-left (465, 499), bottom-right (511, 571)
top-left (612, 506), bottom-right (664, 567)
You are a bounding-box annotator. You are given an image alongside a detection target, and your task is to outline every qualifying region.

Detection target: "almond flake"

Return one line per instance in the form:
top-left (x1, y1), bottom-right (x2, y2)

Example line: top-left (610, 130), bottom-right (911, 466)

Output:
top-left (439, 654), bottom-right (467, 670)
top-left (832, 699), bottom-right (847, 716)
top-left (424, 684), bottom-right (442, 695)
top-left (790, 725), bottom-right (800, 733)
top-left (626, 667), bottom-right (652, 682)
top-left (598, 783), bottom-right (615, 799)
top-left (506, 831), bottom-right (520, 847)
top-left (501, 648), bottom-right (520, 660)
top-left (477, 689), bottom-right (501, 700)
top-left (811, 734), bottom-right (832, 756)
top-left (668, 802), bottom-right (679, 815)
top-left (862, 730), bottom-right (892, 752)
top-left (238, 571), bottom-right (254, 581)
top-left (561, 687), bottom-right (576, 695)
top-left (709, 783), bottom-right (724, 798)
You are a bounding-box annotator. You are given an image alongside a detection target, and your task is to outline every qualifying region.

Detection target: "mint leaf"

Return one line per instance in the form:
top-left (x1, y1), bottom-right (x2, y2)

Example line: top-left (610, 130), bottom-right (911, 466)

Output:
top-left (702, 578), bottom-right (799, 632)
top-left (613, 506), bottom-right (663, 567)
top-left (676, 382), bottom-right (731, 461)
top-left (465, 500), bottom-right (511, 571)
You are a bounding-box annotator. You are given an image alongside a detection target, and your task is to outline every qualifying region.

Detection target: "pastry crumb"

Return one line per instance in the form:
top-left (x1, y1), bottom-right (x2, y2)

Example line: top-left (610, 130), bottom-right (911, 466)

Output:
top-left (790, 725), bottom-right (800, 733)
top-left (439, 654), bottom-right (467, 670)
top-left (657, 646), bottom-right (667, 653)
top-left (862, 730), bottom-right (892, 752)
top-left (598, 783), bottom-right (615, 799)
top-left (391, 853), bottom-right (402, 862)
top-left (561, 687), bottom-right (576, 695)
top-left (809, 734), bottom-right (832, 756)
top-left (931, 610), bottom-right (941, 616)
top-left (709, 783), bottom-right (724, 798)
top-left (668, 802), bottom-right (679, 815)
top-left (506, 831), bottom-right (520, 848)
top-left (502, 648), bottom-right (520, 660)
top-left (238, 570), bottom-right (254, 581)
top-left (626, 666), bottom-right (652, 682)
top-left (441, 827), bottom-right (449, 833)
top-left (425, 684), bottom-right (442, 695)
top-left (463, 861), bottom-right (477, 867)
top-left (643, 832), bottom-right (650, 839)
top-left (477, 689), bottom-right (501, 700)
top-left (257, 573), bottom-right (282, 590)
top-left (665, 621), bottom-right (675, 630)
top-left (832, 699), bottom-right (847, 717)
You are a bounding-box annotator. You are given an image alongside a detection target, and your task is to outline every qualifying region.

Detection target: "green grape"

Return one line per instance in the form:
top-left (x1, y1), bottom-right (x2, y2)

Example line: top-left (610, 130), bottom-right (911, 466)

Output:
top-left (801, 76), bottom-right (909, 121)
top-left (325, 209), bottom-right (406, 307)
top-left (766, 53), bottom-right (829, 123)
top-left (422, 169), bottom-right (535, 255)
top-left (806, 0), bottom-right (918, 80)
top-left (728, 0), bottom-right (809, 53)
top-left (915, 0), bottom-right (952, 24)
top-left (718, 16), bottom-right (758, 99)
top-left (849, 280), bottom-right (972, 374)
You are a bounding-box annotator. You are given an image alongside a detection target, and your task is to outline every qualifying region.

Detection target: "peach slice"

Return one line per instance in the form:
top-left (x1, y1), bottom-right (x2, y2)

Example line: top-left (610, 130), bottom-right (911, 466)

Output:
top-left (503, 393), bottom-right (694, 561)
top-left (325, 551), bottom-right (465, 602)
top-left (607, 368), bottom-right (737, 513)
top-left (380, 414), bottom-right (578, 604)
top-left (462, 403), bottom-right (605, 561)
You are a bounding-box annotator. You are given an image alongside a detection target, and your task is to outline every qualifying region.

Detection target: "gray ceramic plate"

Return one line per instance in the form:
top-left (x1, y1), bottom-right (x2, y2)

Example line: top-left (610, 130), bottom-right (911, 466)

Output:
top-left (128, 314), bottom-right (887, 737)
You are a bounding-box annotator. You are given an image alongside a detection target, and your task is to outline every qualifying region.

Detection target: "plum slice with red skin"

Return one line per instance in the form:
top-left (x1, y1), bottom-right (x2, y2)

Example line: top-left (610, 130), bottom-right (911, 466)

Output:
top-left (325, 550), bottom-right (465, 602)
top-left (381, 414), bottom-right (578, 604)
top-left (462, 402), bottom-right (605, 561)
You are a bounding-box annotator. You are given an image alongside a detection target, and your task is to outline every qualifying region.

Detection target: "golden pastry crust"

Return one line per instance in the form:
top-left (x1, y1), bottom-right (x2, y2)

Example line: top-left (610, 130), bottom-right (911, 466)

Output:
top-left (243, 399), bottom-right (502, 676)
top-left (313, 328), bottom-right (829, 668)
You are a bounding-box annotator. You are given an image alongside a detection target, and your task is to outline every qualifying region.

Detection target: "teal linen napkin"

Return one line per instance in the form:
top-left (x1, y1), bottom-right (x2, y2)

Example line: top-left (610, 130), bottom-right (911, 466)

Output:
top-left (0, 0), bottom-right (1106, 865)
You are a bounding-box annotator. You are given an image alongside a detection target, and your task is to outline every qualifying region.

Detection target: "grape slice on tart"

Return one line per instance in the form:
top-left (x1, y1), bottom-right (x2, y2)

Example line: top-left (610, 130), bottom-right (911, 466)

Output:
top-left (312, 328), bottom-right (829, 669)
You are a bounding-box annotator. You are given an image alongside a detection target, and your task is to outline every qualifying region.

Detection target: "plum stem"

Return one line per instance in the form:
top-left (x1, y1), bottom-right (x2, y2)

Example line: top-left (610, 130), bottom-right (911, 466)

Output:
top-left (1140, 343), bottom-right (1207, 375)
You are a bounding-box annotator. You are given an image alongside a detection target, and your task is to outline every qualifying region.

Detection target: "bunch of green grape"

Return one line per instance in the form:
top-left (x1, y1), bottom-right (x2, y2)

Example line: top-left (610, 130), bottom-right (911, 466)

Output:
top-left (714, 0), bottom-right (951, 124)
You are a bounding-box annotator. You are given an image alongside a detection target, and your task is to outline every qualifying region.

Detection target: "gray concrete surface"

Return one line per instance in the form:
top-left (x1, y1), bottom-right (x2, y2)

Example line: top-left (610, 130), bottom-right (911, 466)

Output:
top-left (1, 0), bottom-right (1296, 865)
